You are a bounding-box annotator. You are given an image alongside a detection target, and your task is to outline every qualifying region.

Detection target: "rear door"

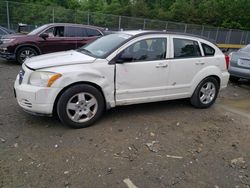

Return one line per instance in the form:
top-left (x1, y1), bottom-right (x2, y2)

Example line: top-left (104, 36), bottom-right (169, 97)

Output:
top-left (167, 36), bottom-right (205, 97)
top-left (64, 26), bottom-right (101, 49)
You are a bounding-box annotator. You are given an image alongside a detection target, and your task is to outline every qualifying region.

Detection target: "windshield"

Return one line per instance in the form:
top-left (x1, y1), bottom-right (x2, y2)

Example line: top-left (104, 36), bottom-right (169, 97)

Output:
top-left (78, 33), bottom-right (132, 58)
top-left (241, 44), bottom-right (250, 52)
top-left (28, 25), bottom-right (48, 35)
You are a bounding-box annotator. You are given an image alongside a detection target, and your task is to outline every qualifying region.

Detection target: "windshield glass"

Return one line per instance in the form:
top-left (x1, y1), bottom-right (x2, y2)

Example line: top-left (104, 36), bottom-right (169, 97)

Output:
top-left (241, 45), bottom-right (250, 52)
top-left (78, 33), bottom-right (131, 58)
top-left (28, 25), bottom-right (48, 35)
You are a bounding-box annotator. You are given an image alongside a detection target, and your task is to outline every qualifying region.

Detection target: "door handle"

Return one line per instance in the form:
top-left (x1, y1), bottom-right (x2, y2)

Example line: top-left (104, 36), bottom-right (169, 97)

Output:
top-left (195, 62), bottom-right (205, 65)
top-left (156, 63), bottom-right (168, 68)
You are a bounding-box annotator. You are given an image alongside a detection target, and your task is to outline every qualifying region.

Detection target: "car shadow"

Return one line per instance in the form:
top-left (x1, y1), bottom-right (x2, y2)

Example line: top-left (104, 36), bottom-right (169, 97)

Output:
top-left (0, 58), bottom-right (19, 67)
top-left (21, 98), bottom-right (193, 129)
top-left (102, 98), bottom-right (192, 121)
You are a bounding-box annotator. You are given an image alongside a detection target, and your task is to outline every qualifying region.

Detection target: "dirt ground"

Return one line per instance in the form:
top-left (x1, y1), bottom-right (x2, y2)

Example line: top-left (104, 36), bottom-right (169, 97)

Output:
top-left (0, 58), bottom-right (250, 188)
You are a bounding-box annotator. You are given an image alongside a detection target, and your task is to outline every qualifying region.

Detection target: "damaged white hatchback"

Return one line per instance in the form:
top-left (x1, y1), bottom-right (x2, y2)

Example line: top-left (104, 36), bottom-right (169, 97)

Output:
top-left (14, 31), bottom-right (230, 128)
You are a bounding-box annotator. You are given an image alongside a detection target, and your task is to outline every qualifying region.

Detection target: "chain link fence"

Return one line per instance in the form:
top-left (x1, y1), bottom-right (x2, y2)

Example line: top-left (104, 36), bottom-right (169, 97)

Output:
top-left (1, 1), bottom-right (250, 45)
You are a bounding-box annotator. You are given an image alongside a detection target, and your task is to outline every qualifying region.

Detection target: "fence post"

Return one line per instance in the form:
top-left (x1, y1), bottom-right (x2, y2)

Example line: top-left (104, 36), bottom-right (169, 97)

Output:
top-left (52, 8), bottom-right (55, 23)
top-left (143, 19), bottom-right (146, 30)
top-left (6, 1), bottom-right (10, 29)
top-left (165, 22), bottom-right (168, 31)
top-left (240, 31), bottom-right (244, 44)
top-left (87, 12), bottom-right (90, 25)
top-left (245, 31), bottom-right (249, 44)
top-left (118, 16), bottom-right (121, 30)
top-left (184, 24), bottom-right (187, 33)
top-left (201, 25), bottom-right (204, 36)
top-left (226, 29), bottom-right (232, 44)
top-left (215, 27), bottom-right (219, 42)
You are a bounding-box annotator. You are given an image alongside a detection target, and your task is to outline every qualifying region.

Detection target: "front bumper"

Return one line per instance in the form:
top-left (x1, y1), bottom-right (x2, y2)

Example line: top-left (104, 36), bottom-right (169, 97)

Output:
top-left (0, 47), bottom-right (15, 60)
top-left (14, 79), bottom-right (61, 116)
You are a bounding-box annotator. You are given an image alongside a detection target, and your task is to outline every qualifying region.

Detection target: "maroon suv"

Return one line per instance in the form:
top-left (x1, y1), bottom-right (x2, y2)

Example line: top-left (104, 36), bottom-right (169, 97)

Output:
top-left (0, 23), bottom-right (104, 64)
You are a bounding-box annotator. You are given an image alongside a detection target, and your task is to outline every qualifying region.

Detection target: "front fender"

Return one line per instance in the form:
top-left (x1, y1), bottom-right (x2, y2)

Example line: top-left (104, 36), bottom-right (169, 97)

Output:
top-left (51, 65), bottom-right (115, 108)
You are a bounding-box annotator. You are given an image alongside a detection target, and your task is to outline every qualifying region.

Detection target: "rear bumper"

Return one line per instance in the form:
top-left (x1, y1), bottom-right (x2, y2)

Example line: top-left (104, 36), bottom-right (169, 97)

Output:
top-left (228, 66), bottom-right (250, 79)
top-left (220, 71), bottom-right (230, 89)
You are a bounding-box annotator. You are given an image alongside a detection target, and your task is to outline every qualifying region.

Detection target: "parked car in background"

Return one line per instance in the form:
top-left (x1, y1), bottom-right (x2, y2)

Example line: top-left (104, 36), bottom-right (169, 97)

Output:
top-left (228, 44), bottom-right (250, 81)
top-left (0, 26), bottom-right (15, 38)
top-left (0, 23), bottom-right (104, 64)
top-left (14, 31), bottom-right (229, 128)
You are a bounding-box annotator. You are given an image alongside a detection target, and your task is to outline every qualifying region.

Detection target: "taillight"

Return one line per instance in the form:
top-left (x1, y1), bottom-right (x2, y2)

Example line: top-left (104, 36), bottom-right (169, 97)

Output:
top-left (225, 54), bottom-right (230, 69)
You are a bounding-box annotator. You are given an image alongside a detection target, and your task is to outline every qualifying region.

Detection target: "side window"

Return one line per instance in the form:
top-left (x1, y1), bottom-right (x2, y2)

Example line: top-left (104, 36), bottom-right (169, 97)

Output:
top-left (86, 28), bottom-right (102, 37)
top-left (119, 38), bottom-right (167, 62)
top-left (202, 43), bottom-right (215, 56)
top-left (65, 26), bottom-right (87, 37)
top-left (44, 26), bottom-right (64, 37)
top-left (174, 38), bottom-right (201, 58)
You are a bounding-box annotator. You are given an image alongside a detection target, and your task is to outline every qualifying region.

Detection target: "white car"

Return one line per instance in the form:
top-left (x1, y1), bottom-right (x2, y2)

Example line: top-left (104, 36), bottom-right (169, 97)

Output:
top-left (14, 31), bottom-right (230, 128)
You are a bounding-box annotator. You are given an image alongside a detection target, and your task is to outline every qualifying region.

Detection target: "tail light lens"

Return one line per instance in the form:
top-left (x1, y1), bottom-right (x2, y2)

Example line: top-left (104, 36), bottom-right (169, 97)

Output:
top-left (225, 54), bottom-right (230, 69)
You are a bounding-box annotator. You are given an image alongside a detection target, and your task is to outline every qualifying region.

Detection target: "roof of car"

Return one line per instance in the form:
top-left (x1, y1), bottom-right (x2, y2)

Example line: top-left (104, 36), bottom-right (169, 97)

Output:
top-left (45, 23), bottom-right (104, 30)
top-left (118, 30), bottom-right (216, 44)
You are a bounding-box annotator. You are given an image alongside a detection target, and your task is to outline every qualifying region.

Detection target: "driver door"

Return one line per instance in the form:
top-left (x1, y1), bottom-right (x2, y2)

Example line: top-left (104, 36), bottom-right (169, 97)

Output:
top-left (115, 37), bottom-right (170, 105)
top-left (38, 26), bottom-right (66, 53)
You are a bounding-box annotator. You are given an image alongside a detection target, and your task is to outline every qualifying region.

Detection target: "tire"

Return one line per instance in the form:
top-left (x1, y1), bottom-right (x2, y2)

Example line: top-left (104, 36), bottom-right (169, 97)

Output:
top-left (229, 76), bottom-right (240, 83)
top-left (190, 77), bottom-right (219, 108)
top-left (16, 47), bottom-right (38, 64)
top-left (57, 84), bottom-right (105, 128)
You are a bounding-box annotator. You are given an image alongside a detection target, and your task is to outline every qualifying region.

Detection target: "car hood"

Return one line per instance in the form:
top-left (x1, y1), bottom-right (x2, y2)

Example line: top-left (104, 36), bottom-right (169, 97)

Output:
top-left (1, 33), bottom-right (25, 39)
top-left (25, 50), bottom-right (96, 70)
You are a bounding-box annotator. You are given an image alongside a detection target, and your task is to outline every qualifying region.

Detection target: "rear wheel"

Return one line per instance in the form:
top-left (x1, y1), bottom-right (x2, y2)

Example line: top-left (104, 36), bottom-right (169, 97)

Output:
top-left (57, 84), bottom-right (105, 128)
top-left (16, 47), bottom-right (38, 64)
top-left (190, 77), bottom-right (219, 108)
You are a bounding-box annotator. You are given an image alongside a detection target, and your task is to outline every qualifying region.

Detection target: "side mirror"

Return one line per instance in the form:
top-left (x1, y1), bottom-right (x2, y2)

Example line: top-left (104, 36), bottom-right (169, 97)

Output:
top-left (116, 53), bottom-right (133, 64)
top-left (39, 33), bottom-right (49, 40)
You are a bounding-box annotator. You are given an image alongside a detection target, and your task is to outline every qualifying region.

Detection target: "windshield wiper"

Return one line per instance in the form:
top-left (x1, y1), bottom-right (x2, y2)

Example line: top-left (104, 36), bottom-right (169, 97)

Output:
top-left (77, 48), bottom-right (93, 56)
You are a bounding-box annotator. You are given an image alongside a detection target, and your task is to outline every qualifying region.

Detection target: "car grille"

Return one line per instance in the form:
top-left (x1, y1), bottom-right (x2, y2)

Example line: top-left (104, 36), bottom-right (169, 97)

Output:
top-left (19, 68), bottom-right (25, 85)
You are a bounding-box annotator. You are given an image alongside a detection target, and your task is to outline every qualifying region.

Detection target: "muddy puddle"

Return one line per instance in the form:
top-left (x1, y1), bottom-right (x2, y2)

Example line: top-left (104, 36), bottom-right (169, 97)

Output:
top-left (220, 82), bottom-right (250, 120)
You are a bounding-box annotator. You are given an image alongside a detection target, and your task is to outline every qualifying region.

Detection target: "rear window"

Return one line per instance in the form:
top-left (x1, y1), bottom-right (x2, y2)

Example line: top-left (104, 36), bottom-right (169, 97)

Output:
top-left (174, 38), bottom-right (201, 58)
top-left (241, 44), bottom-right (250, 52)
top-left (65, 26), bottom-right (86, 37)
top-left (86, 28), bottom-right (102, 37)
top-left (202, 43), bottom-right (215, 56)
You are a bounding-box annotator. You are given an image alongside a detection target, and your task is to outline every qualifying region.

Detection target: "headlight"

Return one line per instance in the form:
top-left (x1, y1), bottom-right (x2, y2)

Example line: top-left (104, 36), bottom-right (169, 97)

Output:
top-left (29, 71), bottom-right (61, 87)
top-left (2, 39), bottom-right (15, 44)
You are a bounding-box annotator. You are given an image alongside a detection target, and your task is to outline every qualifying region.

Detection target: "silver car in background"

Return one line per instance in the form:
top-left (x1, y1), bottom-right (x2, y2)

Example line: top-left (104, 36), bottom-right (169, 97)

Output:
top-left (229, 45), bottom-right (250, 82)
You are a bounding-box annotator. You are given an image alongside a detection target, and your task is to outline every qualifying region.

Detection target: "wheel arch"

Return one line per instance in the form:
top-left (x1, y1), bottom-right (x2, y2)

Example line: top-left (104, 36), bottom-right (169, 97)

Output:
top-left (191, 74), bottom-right (221, 97)
top-left (15, 44), bottom-right (42, 55)
top-left (52, 81), bottom-right (107, 116)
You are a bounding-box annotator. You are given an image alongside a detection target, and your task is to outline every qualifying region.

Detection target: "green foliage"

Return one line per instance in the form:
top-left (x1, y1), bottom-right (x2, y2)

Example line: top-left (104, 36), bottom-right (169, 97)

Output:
top-left (2, 0), bottom-right (250, 30)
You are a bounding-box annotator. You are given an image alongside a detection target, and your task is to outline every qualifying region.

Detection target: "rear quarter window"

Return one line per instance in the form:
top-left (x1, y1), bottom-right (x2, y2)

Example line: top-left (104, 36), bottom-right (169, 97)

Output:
top-left (174, 38), bottom-right (201, 58)
top-left (202, 43), bottom-right (215, 56)
top-left (86, 28), bottom-right (102, 37)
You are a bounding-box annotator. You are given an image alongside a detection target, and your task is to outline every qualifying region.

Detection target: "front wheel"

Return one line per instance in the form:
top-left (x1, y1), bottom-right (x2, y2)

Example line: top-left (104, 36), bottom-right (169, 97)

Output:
top-left (16, 47), bottom-right (38, 64)
top-left (190, 77), bottom-right (219, 108)
top-left (57, 84), bottom-right (105, 128)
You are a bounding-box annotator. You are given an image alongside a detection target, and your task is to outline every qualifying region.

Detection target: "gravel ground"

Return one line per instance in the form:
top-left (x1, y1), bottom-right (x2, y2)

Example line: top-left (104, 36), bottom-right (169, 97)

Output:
top-left (0, 58), bottom-right (250, 188)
